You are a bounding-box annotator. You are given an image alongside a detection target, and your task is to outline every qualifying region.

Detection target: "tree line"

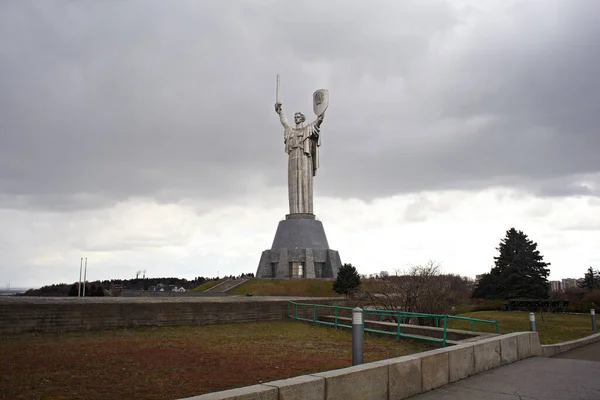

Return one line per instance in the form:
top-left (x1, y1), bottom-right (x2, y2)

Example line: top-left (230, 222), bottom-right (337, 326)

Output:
top-left (333, 227), bottom-right (597, 315)
top-left (23, 275), bottom-right (222, 296)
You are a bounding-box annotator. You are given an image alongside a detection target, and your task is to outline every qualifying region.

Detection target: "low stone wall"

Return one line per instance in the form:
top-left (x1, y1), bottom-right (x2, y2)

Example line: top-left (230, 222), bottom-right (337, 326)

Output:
top-left (0, 296), bottom-right (349, 334)
top-left (542, 332), bottom-right (600, 357)
top-left (178, 332), bottom-right (542, 400)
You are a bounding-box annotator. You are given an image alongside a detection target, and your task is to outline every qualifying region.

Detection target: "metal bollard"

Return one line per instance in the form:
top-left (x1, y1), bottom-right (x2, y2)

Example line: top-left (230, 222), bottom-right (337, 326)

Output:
top-left (352, 307), bottom-right (364, 366)
top-left (529, 312), bottom-right (536, 332)
top-left (592, 309), bottom-right (597, 332)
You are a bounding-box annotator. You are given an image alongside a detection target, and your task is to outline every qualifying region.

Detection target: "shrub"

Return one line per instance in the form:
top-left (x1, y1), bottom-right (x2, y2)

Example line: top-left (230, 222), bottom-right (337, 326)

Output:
top-left (470, 299), bottom-right (505, 312)
top-left (566, 301), bottom-right (596, 314)
top-left (582, 290), bottom-right (600, 305)
top-left (333, 263), bottom-right (361, 297)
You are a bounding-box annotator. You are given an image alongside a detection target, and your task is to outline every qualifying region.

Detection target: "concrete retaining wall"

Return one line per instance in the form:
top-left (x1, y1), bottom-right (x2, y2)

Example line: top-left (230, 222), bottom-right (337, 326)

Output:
top-left (542, 332), bottom-right (600, 357)
top-left (179, 331), bottom-right (542, 400)
top-left (0, 297), bottom-right (349, 334)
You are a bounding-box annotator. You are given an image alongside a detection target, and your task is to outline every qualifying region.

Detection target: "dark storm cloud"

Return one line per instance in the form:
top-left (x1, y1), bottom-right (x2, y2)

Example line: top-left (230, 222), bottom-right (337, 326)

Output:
top-left (0, 1), bottom-right (286, 210)
top-left (319, 0), bottom-right (600, 199)
top-left (0, 0), bottom-right (599, 212)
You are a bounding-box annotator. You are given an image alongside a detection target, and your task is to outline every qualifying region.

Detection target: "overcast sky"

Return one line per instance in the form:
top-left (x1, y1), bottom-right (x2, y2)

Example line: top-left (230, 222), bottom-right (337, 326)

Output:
top-left (1, 0), bottom-right (599, 288)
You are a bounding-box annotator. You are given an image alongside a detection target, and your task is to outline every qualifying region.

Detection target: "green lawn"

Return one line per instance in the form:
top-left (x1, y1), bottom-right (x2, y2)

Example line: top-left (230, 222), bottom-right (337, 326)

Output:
top-left (228, 279), bottom-right (342, 297)
top-left (449, 311), bottom-right (595, 344)
top-left (190, 279), bottom-right (225, 292)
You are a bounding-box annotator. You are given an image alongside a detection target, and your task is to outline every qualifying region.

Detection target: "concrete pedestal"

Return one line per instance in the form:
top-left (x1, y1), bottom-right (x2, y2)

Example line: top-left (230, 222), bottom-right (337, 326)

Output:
top-left (256, 215), bottom-right (341, 279)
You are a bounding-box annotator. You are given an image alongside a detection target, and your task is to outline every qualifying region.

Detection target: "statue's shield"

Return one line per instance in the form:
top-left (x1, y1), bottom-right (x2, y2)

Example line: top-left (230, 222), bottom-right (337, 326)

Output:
top-left (313, 89), bottom-right (329, 116)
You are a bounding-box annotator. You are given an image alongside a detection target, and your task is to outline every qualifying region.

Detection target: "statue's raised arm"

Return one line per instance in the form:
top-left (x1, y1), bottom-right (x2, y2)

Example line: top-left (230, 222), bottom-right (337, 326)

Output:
top-left (311, 112), bottom-right (325, 129)
top-left (275, 102), bottom-right (290, 129)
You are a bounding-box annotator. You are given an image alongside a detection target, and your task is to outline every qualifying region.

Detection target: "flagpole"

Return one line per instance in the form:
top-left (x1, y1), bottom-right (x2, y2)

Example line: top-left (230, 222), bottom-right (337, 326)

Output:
top-left (78, 257), bottom-right (83, 297)
top-left (82, 257), bottom-right (88, 297)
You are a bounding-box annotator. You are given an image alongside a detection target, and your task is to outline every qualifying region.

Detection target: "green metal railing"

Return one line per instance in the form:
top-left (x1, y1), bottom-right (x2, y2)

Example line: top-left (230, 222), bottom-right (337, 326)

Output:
top-left (287, 301), bottom-right (500, 347)
top-left (446, 315), bottom-right (500, 334)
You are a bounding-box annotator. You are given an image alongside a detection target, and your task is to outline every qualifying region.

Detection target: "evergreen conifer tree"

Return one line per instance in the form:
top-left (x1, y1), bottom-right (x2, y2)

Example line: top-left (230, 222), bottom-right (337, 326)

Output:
top-left (333, 263), bottom-right (361, 297)
top-left (472, 228), bottom-right (550, 299)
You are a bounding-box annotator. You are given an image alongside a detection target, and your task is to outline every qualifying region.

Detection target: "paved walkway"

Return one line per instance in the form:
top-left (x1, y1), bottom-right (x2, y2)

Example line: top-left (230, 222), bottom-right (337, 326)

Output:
top-left (204, 278), bottom-right (250, 293)
top-left (554, 339), bottom-right (600, 362)
top-left (412, 356), bottom-right (600, 399)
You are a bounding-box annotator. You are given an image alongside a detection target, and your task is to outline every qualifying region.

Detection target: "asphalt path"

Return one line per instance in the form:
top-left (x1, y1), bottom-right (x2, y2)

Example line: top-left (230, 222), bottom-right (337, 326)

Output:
top-left (411, 352), bottom-right (600, 399)
top-left (554, 339), bottom-right (600, 362)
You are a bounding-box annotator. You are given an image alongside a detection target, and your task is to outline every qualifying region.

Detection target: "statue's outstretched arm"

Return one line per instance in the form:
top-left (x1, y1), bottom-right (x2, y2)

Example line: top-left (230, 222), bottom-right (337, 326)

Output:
top-left (312, 112), bottom-right (325, 129)
top-left (275, 102), bottom-right (290, 129)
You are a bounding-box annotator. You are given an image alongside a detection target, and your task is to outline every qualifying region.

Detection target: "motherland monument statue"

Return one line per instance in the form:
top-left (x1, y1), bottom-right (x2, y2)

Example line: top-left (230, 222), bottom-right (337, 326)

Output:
top-left (256, 75), bottom-right (342, 279)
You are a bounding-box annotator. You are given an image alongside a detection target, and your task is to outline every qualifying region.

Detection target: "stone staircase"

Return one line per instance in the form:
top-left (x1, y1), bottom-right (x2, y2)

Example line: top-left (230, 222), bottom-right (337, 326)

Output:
top-left (203, 278), bottom-right (251, 293)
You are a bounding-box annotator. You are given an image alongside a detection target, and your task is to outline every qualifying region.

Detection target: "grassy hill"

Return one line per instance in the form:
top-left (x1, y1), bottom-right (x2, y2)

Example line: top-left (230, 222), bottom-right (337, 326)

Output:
top-left (227, 279), bottom-right (342, 297)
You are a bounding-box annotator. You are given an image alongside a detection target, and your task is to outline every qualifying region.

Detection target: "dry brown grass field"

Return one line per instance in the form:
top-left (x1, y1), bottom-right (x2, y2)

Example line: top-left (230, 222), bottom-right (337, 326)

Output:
top-left (1, 320), bottom-right (434, 400)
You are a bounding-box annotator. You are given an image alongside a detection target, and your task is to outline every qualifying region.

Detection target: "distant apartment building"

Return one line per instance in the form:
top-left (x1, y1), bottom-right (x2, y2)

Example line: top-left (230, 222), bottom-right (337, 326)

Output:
top-left (561, 278), bottom-right (578, 290)
top-left (549, 281), bottom-right (562, 292)
top-left (475, 274), bottom-right (484, 284)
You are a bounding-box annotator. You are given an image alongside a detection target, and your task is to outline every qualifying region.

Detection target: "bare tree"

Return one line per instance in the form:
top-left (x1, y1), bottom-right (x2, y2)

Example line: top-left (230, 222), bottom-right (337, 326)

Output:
top-left (361, 260), bottom-right (470, 324)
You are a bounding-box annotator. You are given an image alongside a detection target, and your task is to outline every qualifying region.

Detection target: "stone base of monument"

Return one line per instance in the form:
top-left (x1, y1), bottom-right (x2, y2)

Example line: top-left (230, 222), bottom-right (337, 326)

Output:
top-left (256, 215), bottom-right (342, 279)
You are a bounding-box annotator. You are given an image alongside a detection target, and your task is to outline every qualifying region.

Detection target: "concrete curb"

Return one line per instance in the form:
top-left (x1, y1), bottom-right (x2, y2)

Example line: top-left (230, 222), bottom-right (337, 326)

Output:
top-left (541, 332), bottom-right (600, 357)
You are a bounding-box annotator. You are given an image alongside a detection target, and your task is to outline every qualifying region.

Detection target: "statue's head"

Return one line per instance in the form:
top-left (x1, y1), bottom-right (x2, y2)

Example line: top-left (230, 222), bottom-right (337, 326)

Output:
top-left (294, 112), bottom-right (306, 125)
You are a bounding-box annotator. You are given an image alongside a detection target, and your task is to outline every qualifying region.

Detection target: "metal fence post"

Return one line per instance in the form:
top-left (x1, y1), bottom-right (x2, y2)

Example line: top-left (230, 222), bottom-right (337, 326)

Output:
top-left (334, 306), bottom-right (338, 328)
top-left (396, 311), bottom-right (401, 341)
top-left (529, 312), bottom-right (536, 332)
top-left (442, 315), bottom-right (447, 347)
top-left (352, 307), bottom-right (364, 366)
top-left (592, 309), bottom-right (597, 332)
